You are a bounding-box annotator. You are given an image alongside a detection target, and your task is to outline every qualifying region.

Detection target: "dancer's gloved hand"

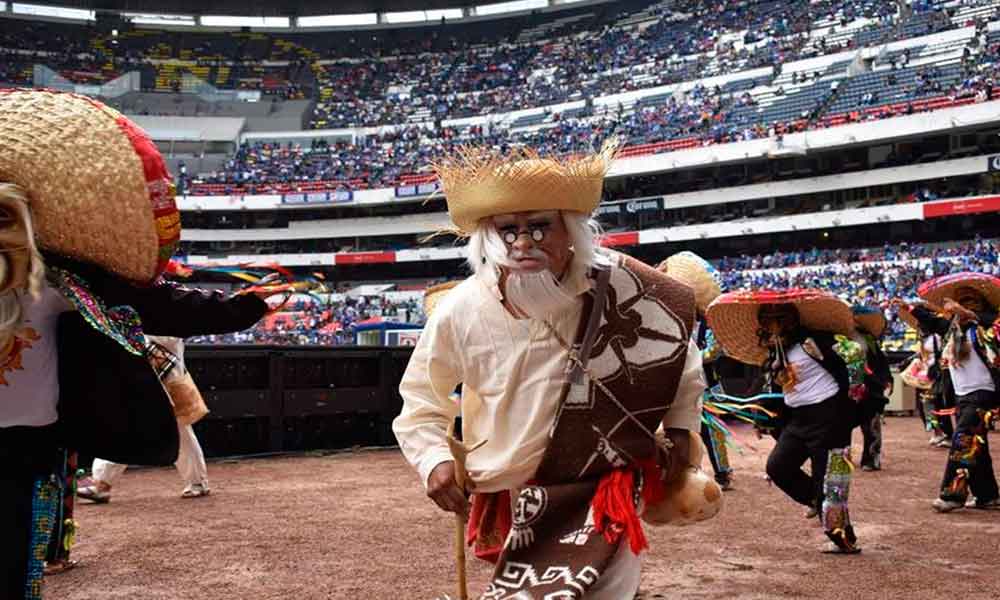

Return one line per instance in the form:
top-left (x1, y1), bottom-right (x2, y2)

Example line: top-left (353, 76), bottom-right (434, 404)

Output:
top-left (427, 460), bottom-right (471, 519)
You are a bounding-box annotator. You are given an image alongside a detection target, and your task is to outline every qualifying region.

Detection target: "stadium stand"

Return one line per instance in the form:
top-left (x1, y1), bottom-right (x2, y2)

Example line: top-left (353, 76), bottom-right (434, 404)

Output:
top-left (4, 0), bottom-right (1000, 354)
top-left (187, 237), bottom-right (1000, 349)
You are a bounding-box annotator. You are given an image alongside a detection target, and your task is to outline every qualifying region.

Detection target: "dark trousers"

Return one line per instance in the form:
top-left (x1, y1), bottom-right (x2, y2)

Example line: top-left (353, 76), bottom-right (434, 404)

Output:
top-left (766, 396), bottom-right (852, 508)
top-left (940, 389), bottom-right (999, 502)
top-left (919, 389), bottom-right (954, 437)
top-left (1, 426), bottom-right (62, 600)
top-left (858, 395), bottom-right (886, 468)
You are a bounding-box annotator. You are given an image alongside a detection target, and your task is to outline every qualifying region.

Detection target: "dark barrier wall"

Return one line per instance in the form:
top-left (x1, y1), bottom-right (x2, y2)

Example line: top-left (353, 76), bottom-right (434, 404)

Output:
top-left (186, 345), bottom-right (413, 458)
top-left (185, 346), bottom-right (915, 458)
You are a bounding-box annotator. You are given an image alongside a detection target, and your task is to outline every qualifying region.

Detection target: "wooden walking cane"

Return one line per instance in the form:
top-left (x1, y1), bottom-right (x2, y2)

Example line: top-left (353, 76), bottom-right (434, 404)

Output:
top-left (446, 422), bottom-right (486, 600)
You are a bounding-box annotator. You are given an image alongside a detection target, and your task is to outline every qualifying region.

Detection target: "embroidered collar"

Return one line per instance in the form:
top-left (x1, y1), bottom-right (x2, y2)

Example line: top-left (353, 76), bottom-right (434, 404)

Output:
top-left (47, 267), bottom-right (146, 356)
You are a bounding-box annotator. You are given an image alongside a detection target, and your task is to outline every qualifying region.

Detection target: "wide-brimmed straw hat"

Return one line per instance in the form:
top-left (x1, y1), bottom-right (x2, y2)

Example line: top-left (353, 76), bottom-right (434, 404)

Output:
top-left (657, 251), bottom-right (723, 314)
top-left (423, 280), bottom-right (462, 319)
top-left (434, 140), bottom-right (618, 233)
top-left (894, 300), bottom-right (924, 332)
top-left (705, 288), bottom-right (855, 365)
top-left (917, 271), bottom-right (1000, 310)
top-left (852, 305), bottom-right (887, 338)
top-left (0, 89), bottom-right (180, 284)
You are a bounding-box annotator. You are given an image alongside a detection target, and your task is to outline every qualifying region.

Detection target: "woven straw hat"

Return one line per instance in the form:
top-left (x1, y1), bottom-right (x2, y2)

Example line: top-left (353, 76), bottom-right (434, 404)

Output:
top-left (423, 280), bottom-right (462, 319)
top-left (852, 305), bottom-right (887, 338)
top-left (917, 272), bottom-right (1000, 310)
top-left (657, 251), bottom-right (723, 314)
top-left (0, 89), bottom-right (180, 284)
top-left (434, 141), bottom-right (617, 233)
top-left (895, 302), bottom-right (924, 332)
top-left (705, 289), bottom-right (855, 365)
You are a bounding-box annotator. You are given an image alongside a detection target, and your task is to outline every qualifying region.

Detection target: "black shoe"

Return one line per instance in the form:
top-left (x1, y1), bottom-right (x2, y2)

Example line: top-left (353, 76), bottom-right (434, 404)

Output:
top-left (823, 526), bottom-right (860, 554)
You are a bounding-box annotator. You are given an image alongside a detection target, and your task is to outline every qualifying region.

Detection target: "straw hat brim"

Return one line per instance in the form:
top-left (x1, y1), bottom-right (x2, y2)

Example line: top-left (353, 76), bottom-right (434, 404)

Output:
top-left (423, 280), bottom-right (463, 319)
top-left (917, 272), bottom-right (1000, 310)
top-left (896, 304), bottom-right (922, 331)
top-left (0, 89), bottom-right (179, 284)
top-left (657, 252), bottom-right (722, 314)
top-left (705, 289), bottom-right (855, 365)
top-left (853, 308), bottom-right (887, 338)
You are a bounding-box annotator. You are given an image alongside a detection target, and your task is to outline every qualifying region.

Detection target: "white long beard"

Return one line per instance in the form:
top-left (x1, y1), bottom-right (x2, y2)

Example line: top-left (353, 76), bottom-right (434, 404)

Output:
top-left (503, 269), bottom-right (578, 321)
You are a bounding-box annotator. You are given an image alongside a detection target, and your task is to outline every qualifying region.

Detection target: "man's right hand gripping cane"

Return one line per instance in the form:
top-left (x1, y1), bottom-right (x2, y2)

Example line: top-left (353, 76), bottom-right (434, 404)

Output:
top-left (427, 460), bottom-right (472, 519)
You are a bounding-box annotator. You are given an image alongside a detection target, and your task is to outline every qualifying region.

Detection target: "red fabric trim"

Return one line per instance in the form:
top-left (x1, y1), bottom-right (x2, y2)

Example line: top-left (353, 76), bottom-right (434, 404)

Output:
top-left (591, 468), bottom-right (648, 555)
top-left (716, 288), bottom-right (841, 305)
top-left (113, 115), bottom-right (180, 281)
top-left (466, 491), bottom-right (511, 564)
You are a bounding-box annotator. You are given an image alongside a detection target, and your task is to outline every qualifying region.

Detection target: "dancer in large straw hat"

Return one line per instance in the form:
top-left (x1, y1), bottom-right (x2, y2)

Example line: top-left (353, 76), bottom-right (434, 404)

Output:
top-left (707, 289), bottom-right (866, 553)
top-left (895, 302), bottom-right (953, 447)
top-left (851, 305), bottom-right (892, 471)
top-left (0, 89), bottom-right (280, 599)
top-left (659, 251), bottom-right (734, 490)
top-left (394, 142), bottom-right (720, 598)
top-left (892, 272), bottom-right (1000, 512)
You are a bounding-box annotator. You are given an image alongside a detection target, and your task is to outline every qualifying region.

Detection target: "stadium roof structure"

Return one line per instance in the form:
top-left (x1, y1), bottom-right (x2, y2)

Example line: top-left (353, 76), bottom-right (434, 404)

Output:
top-left (12, 0), bottom-right (574, 17)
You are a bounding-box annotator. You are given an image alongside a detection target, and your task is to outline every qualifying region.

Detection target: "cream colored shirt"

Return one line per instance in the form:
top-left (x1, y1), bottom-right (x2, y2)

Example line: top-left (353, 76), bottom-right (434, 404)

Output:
top-left (393, 266), bottom-right (704, 493)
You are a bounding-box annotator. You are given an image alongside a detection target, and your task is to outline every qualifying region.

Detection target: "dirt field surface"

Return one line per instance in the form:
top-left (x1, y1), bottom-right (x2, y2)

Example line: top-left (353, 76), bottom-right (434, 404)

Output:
top-left (47, 416), bottom-right (1000, 600)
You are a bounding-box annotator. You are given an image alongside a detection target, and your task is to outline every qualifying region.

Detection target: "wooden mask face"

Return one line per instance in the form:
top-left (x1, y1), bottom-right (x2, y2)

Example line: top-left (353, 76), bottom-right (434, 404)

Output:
top-left (0, 196), bottom-right (33, 294)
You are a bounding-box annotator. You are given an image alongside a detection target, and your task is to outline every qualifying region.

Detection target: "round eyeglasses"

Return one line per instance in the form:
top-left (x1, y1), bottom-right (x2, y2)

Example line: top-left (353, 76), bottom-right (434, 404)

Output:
top-left (502, 228), bottom-right (547, 245)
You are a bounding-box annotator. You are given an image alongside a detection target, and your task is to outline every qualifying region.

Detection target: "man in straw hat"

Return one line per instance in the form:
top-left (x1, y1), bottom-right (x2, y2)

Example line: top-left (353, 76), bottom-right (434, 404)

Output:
top-left (892, 272), bottom-right (1000, 512)
top-left (659, 251), bottom-right (735, 490)
top-left (895, 301), bottom-right (953, 447)
top-left (851, 305), bottom-right (893, 471)
top-left (706, 289), bottom-right (866, 553)
top-left (0, 89), bottom-right (279, 599)
top-left (393, 142), bottom-right (708, 598)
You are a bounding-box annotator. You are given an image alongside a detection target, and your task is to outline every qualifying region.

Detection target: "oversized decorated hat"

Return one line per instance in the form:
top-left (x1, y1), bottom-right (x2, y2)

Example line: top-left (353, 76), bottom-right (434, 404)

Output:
top-left (917, 271), bottom-right (1000, 310)
top-left (423, 280), bottom-right (462, 319)
top-left (895, 300), bottom-right (925, 332)
top-left (657, 251), bottom-right (724, 314)
top-left (852, 304), bottom-right (887, 338)
top-left (434, 140), bottom-right (618, 233)
top-left (0, 89), bottom-right (180, 284)
top-left (705, 288), bottom-right (855, 365)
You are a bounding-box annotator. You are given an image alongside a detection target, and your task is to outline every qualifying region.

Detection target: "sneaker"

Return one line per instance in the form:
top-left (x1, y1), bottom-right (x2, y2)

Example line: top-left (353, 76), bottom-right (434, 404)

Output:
top-left (716, 473), bottom-right (734, 491)
top-left (861, 464), bottom-right (880, 472)
top-left (929, 434), bottom-right (945, 446)
top-left (934, 438), bottom-right (952, 448)
top-left (805, 506), bottom-right (819, 519)
top-left (43, 559), bottom-right (78, 575)
top-left (823, 527), bottom-right (861, 554)
top-left (181, 483), bottom-right (210, 499)
top-left (932, 498), bottom-right (964, 513)
top-left (77, 485), bottom-right (110, 504)
top-left (822, 542), bottom-right (862, 555)
top-left (969, 497), bottom-right (1000, 510)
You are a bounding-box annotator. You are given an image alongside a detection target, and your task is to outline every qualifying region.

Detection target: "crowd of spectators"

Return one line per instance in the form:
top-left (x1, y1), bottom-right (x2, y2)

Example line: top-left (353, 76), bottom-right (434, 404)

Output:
top-left (310, 0), bottom-right (915, 127)
top-left (2, 0), bottom-right (991, 129)
top-left (185, 69), bottom-right (993, 196)
top-left (184, 238), bottom-right (998, 349)
top-left (188, 294), bottom-right (424, 346)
